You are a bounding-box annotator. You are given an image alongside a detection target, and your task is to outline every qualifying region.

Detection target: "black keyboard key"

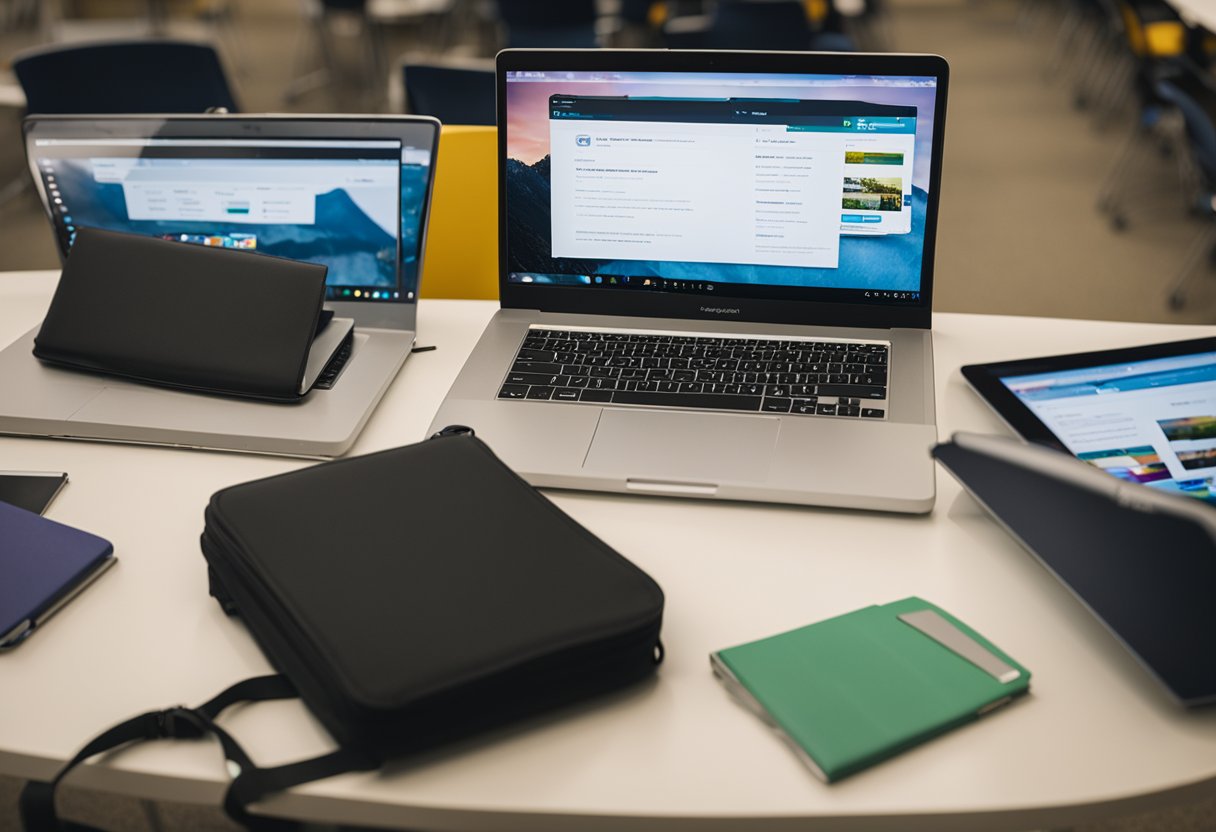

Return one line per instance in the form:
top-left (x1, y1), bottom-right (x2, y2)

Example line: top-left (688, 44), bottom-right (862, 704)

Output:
top-left (526, 386), bottom-right (555, 400)
top-left (838, 405), bottom-right (860, 417)
top-left (862, 408), bottom-right (886, 418)
top-left (554, 389), bottom-right (580, 401)
top-left (498, 385), bottom-right (528, 399)
top-left (816, 403), bottom-right (837, 416)
top-left (313, 335), bottom-right (353, 390)
top-left (817, 384), bottom-right (886, 399)
top-left (762, 397), bottom-right (791, 413)
top-left (610, 391), bottom-right (763, 411)
top-left (507, 372), bottom-right (557, 386)
top-left (516, 348), bottom-right (558, 362)
top-left (513, 361), bottom-right (561, 375)
top-left (791, 399), bottom-right (818, 415)
top-left (580, 389), bottom-right (613, 403)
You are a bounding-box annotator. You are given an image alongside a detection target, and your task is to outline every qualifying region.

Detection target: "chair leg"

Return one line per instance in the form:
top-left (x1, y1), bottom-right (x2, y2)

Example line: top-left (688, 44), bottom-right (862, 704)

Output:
top-left (1167, 223), bottom-right (1216, 310)
top-left (1045, 4), bottom-right (1086, 78)
top-left (1090, 54), bottom-right (1135, 127)
top-left (1096, 122), bottom-right (1154, 226)
top-left (1073, 25), bottom-right (1120, 109)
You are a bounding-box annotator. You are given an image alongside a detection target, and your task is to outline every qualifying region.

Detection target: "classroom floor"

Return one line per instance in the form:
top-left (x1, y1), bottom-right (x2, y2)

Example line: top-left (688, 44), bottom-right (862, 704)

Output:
top-left (0, 1), bottom-right (1214, 830)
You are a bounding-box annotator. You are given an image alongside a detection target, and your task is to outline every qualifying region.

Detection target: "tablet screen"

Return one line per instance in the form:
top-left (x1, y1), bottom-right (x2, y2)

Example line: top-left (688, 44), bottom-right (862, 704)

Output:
top-left (997, 349), bottom-right (1216, 503)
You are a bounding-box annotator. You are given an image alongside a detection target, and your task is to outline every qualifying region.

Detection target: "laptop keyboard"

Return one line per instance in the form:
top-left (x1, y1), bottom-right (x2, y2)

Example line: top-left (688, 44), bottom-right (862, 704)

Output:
top-left (312, 331), bottom-right (354, 391)
top-left (498, 326), bottom-right (889, 419)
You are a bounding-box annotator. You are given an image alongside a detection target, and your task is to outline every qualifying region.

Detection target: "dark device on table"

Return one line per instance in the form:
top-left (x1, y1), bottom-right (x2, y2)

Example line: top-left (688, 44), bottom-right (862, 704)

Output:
top-left (0, 471), bottom-right (67, 514)
top-left (0, 499), bottom-right (115, 650)
top-left (934, 431), bottom-right (1216, 707)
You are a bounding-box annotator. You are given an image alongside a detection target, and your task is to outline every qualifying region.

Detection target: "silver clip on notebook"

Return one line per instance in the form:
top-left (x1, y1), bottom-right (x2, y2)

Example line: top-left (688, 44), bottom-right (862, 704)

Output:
top-left (898, 609), bottom-right (1021, 684)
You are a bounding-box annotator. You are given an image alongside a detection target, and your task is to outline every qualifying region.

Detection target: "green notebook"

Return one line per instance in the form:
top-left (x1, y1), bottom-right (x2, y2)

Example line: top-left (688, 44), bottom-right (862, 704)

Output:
top-left (711, 597), bottom-right (1030, 782)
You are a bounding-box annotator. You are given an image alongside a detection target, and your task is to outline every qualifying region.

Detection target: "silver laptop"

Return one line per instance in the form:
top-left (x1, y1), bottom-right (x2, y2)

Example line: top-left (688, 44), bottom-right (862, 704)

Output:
top-left (0, 114), bottom-right (439, 458)
top-left (428, 50), bottom-right (947, 512)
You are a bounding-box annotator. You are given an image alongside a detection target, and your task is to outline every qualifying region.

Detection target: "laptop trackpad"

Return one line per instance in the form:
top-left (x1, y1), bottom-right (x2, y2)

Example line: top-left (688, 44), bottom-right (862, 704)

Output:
top-left (583, 408), bottom-right (778, 484)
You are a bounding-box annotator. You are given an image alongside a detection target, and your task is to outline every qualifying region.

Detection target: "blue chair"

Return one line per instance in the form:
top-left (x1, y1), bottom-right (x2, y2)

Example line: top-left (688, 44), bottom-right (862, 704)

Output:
top-left (403, 62), bottom-right (495, 126)
top-left (496, 0), bottom-right (598, 48)
top-left (13, 39), bottom-right (239, 114)
top-left (0, 39), bottom-right (239, 213)
top-left (663, 1), bottom-right (855, 51)
top-left (1157, 74), bottom-right (1216, 309)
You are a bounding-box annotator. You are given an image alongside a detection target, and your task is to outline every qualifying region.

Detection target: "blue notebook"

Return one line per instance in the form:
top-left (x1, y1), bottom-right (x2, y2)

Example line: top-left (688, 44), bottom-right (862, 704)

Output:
top-left (0, 500), bottom-right (115, 649)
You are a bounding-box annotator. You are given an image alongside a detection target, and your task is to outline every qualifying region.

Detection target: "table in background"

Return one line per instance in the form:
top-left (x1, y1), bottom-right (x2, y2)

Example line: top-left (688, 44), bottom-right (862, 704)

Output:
top-left (1167, 0), bottom-right (1216, 34)
top-left (2, 270), bottom-right (1215, 832)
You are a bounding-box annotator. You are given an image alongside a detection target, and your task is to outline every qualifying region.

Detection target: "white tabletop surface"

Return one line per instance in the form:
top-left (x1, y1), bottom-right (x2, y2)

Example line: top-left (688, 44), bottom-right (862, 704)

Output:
top-left (2, 270), bottom-right (1215, 832)
top-left (1167, 0), bottom-right (1216, 33)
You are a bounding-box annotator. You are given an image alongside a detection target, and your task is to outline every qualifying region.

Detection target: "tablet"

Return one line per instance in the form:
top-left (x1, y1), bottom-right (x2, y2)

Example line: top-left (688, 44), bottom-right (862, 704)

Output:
top-left (962, 337), bottom-right (1216, 505)
top-left (934, 433), bottom-right (1216, 707)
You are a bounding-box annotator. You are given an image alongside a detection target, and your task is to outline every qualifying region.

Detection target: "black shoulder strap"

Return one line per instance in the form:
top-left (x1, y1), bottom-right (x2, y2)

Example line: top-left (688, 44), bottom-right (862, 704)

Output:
top-left (19, 675), bottom-right (378, 832)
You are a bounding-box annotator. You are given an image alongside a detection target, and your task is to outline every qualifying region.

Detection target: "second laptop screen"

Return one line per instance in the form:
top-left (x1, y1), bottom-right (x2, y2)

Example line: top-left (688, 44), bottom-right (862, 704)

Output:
top-left (504, 70), bottom-right (939, 305)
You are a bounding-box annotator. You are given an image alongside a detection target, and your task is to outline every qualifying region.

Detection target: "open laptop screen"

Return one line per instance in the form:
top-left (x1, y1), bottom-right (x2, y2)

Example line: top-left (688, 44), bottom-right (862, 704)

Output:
top-left (27, 133), bottom-right (431, 303)
top-left (504, 67), bottom-right (941, 310)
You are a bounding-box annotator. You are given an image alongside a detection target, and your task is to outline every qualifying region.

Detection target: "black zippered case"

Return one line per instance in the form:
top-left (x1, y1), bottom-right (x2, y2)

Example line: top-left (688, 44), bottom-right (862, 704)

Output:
top-left (202, 429), bottom-right (666, 757)
top-left (21, 430), bottom-right (664, 832)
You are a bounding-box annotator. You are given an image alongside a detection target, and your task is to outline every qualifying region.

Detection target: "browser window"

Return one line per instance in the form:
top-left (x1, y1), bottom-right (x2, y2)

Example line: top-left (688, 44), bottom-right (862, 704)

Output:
top-left (1003, 352), bottom-right (1216, 502)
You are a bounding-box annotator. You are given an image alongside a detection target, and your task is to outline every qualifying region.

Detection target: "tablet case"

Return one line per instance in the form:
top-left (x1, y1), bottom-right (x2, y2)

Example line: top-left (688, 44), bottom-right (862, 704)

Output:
top-left (22, 429), bottom-right (665, 831)
top-left (712, 597), bottom-right (1030, 782)
top-left (0, 500), bottom-right (114, 649)
top-left (33, 227), bottom-right (328, 402)
top-left (933, 434), bottom-right (1216, 707)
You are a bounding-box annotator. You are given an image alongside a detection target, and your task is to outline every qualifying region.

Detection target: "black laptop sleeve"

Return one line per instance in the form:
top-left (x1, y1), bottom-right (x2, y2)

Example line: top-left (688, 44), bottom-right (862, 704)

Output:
top-left (33, 227), bottom-right (328, 402)
top-left (20, 429), bottom-right (665, 831)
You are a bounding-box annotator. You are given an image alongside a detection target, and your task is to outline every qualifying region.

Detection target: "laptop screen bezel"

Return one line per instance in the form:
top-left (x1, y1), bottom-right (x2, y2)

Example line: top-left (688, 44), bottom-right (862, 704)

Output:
top-left (22, 113), bottom-right (440, 331)
top-left (497, 49), bottom-right (948, 331)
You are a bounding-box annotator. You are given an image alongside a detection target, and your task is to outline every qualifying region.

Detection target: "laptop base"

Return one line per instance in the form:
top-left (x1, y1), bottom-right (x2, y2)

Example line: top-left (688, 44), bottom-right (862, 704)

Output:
top-left (0, 326), bottom-right (413, 459)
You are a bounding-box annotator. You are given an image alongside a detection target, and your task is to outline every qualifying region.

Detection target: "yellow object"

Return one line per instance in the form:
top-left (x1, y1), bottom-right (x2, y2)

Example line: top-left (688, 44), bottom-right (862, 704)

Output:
top-left (420, 125), bottom-right (499, 300)
top-left (1142, 21), bottom-right (1185, 58)
top-left (804, 0), bottom-right (829, 25)
top-left (1119, 2), bottom-right (1185, 58)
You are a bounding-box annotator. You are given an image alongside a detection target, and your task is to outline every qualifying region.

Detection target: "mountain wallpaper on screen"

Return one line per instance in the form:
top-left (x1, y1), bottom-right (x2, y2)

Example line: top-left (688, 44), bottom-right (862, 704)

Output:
top-left (53, 159), bottom-right (399, 287)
